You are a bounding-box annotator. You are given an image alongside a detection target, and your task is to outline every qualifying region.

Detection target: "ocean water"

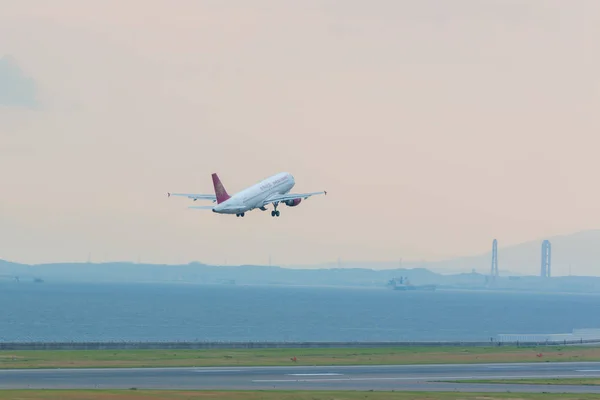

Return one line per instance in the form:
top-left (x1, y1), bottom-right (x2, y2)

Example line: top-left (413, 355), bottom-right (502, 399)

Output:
top-left (0, 282), bottom-right (599, 342)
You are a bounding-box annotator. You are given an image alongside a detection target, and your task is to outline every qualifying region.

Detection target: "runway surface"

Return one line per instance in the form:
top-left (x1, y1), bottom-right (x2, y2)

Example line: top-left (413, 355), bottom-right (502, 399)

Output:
top-left (2, 362), bottom-right (600, 392)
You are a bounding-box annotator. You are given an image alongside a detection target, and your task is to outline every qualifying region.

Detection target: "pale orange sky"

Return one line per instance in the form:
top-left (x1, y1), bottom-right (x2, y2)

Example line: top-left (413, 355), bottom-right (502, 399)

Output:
top-left (1, 0), bottom-right (599, 270)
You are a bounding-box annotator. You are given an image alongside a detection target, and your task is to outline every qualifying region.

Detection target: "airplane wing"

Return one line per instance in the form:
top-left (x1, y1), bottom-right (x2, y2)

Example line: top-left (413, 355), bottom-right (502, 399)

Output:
top-left (167, 193), bottom-right (216, 202)
top-left (261, 190), bottom-right (327, 206)
top-left (188, 205), bottom-right (215, 210)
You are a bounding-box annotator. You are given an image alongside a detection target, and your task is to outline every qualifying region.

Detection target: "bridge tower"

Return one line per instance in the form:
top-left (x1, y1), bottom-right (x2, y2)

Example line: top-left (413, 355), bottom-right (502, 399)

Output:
top-left (541, 240), bottom-right (552, 277)
top-left (490, 239), bottom-right (499, 279)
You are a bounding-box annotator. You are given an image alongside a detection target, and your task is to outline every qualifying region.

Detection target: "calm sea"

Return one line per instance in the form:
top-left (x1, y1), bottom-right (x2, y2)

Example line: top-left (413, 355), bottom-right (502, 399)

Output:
top-left (1, 282), bottom-right (599, 342)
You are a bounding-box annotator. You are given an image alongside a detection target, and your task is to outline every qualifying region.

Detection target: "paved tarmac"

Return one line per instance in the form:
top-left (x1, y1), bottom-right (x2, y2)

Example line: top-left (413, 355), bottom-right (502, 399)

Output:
top-left (2, 362), bottom-right (600, 392)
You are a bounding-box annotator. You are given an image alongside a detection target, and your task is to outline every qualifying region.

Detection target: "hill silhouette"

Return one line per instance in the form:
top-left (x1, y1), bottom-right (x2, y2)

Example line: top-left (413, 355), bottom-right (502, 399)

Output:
top-left (1, 230), bottom-right (600, 291)
top-left (293, 230), bottom-right (600, 277)
top-left (425, 229), bottom-right (600, 277)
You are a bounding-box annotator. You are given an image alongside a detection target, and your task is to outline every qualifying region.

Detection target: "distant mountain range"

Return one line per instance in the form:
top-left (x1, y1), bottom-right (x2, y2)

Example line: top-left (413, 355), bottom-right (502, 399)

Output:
top-left (1, 259), bottom-right (600, 293)
top-left (287, 230), bottom-right (600, 277)
top-left (1, 230), bottom-right (600, 292)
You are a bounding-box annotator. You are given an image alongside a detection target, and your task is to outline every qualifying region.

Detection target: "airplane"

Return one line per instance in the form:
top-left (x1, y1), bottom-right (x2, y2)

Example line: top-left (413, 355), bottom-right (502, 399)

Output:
top-left (167, 172), bottom-right (326, 217)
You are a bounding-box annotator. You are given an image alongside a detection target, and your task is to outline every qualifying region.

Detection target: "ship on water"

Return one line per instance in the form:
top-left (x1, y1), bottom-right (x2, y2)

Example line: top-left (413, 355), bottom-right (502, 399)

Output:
top-left (387, 277), bottom-right (437, 291)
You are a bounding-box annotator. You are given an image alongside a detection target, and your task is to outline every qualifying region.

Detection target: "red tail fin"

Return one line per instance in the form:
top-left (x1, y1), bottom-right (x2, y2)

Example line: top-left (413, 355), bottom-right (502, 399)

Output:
top-left (212, 173), bottom-right (231, 204)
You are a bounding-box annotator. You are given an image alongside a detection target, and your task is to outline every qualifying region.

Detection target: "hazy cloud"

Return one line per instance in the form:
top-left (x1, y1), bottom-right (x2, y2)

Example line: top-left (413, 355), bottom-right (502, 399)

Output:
top-left (0, 55), bottom-right (38, 109)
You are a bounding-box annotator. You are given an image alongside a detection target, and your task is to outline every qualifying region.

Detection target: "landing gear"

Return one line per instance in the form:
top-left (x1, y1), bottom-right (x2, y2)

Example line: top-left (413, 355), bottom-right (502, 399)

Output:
top-left (271, 202), bottom-right (280, 217)
top-left (236, 213), bottom-right (245, 217)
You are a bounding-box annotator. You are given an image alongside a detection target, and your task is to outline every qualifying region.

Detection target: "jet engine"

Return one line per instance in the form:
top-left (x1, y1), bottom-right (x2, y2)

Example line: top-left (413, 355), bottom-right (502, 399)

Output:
top-left (284, 198), bottom-right (302, 207)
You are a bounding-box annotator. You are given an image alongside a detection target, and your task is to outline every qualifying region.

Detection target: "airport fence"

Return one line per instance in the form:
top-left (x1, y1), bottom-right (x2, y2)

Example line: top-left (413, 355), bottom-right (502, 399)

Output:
top-left (1, 339), bottom-right (600, 351)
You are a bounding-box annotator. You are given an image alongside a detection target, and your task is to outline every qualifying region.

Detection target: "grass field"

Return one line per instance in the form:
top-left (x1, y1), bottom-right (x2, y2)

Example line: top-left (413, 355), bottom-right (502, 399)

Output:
top-left (0, 346), bottom-right (599, 369)
top-left (0, 391), bottom-right (597, 400)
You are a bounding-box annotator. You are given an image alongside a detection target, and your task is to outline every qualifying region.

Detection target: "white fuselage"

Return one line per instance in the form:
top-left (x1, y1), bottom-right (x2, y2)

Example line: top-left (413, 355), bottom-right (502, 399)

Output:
top-left (212, 172), bottom-right (295, 214)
